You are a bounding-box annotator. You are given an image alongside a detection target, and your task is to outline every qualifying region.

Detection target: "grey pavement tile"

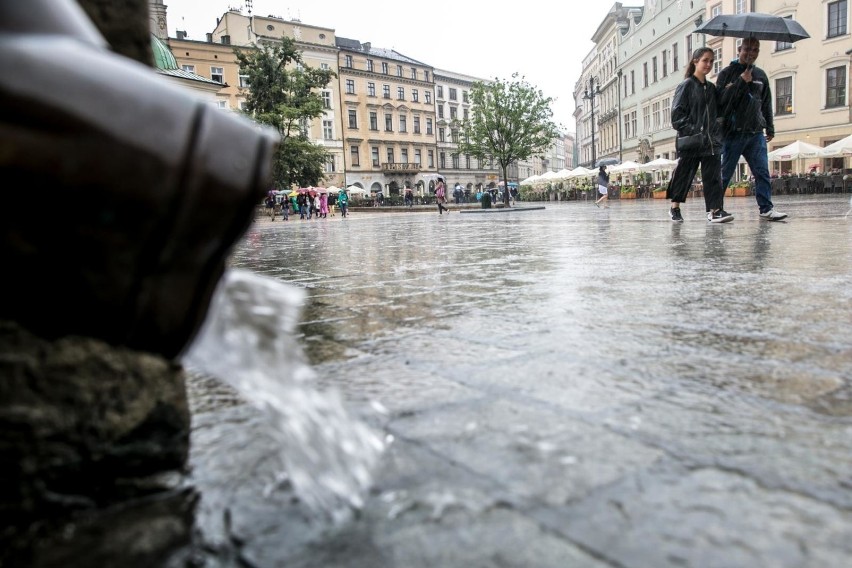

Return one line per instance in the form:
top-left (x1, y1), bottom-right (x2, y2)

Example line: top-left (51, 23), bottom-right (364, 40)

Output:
top-left (533, 466), bottom-right (852, 568)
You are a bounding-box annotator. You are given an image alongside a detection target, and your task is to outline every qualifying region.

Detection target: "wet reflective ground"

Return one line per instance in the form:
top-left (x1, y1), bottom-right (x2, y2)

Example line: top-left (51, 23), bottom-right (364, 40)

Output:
top-left (192, 195), bottom-right (852, 567)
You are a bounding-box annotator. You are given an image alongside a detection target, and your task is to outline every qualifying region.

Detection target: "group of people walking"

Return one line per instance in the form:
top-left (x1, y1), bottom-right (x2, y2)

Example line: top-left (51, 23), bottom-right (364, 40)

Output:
top-left (265, 190), bottom-right (349, 221)
top-left (666, 37), bottom-right (787, 223)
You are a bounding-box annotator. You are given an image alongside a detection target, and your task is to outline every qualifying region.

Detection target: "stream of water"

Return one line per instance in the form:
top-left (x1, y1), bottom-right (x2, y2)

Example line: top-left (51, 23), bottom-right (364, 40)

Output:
top-left (182, 269), bottom-right (384, 519)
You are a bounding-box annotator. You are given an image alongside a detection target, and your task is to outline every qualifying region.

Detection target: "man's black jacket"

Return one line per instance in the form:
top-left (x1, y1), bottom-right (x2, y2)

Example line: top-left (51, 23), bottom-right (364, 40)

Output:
top-left (716, 60), bottom-right (774, 138)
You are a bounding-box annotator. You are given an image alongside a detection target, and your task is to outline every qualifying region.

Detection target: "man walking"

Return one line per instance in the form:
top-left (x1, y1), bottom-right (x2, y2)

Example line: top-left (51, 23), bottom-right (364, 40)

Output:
top-left (716, 37), bottom-right (787, 221)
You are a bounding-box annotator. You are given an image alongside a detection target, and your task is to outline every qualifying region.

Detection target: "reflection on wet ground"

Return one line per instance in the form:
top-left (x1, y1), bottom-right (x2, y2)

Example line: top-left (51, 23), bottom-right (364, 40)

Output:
top-left (191, 195), bottom-right (852, 567)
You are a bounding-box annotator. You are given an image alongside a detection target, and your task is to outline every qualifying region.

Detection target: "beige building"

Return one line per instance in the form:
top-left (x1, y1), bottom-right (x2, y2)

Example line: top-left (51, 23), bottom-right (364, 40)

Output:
top-left (334, 39), bottom-right (439, 196)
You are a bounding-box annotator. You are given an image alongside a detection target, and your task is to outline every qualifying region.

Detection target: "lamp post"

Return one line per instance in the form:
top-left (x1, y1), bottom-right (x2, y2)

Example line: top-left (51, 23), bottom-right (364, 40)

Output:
top-left (616, 69), bottom-right (623, 163)
top-left (583, 76), bottom-right (601, 168)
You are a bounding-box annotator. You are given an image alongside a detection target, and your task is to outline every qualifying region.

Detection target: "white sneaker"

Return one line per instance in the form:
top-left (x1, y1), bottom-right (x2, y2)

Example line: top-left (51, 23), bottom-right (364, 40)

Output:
top-left (759, 209), bottom-right (788, 221)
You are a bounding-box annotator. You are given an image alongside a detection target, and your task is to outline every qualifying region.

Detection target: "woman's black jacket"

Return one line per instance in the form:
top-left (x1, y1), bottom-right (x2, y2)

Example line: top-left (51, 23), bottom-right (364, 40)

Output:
top-left (670, 76), bottom-right (722, 156)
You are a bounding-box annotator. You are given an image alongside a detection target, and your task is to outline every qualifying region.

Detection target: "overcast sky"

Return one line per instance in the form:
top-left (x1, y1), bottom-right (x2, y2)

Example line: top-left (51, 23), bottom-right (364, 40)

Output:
top-left (164, 0), bottom-right (620, 131)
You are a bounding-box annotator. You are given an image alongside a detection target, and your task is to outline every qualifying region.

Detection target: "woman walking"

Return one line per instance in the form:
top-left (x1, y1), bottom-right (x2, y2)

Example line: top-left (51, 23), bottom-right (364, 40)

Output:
top-left (667, 47), bottom-right (732, 223)
top-left (435, 178), bottom-right (449, 214)
top-left (594, 165), bottom-right (609, 208)
top-left (319, 192), bottom-right (329, 218)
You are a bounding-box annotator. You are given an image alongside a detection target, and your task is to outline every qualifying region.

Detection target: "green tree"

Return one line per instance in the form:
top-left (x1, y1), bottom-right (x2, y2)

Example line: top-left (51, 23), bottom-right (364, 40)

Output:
top-left (236, 38), bottom-right (336, 189)
top-left (458, 74), bottom-right (559, 206)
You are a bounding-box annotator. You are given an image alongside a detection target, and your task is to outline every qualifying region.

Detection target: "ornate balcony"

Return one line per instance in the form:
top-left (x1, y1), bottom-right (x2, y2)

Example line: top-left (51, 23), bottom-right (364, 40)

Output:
top-left (598, 108), bottom-right (618, 125)
top-left (382, 162), bottom-right (420, 173)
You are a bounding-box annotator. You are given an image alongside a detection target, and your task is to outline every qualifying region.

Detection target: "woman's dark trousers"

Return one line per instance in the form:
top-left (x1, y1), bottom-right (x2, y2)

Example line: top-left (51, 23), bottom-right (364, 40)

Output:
top-left (666, 153), bottom-right (724, 212)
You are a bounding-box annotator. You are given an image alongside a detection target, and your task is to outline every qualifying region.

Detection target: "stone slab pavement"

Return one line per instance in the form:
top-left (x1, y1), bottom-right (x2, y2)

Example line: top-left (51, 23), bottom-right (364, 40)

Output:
top-left (190, 194), bottom-right (852, 568)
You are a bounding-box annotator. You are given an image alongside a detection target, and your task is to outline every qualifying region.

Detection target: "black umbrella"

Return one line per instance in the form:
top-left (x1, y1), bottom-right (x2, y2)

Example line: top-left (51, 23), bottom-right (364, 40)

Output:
top-left (596, 157), bottom-right (619, 167)
top-left (695, 12), bottom-right (810, 43)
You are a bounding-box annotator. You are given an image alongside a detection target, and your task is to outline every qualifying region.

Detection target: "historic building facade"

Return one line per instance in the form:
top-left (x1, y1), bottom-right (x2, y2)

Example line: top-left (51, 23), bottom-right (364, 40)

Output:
top-left (332, 39), bottom-right (439, 195)
top-left (578, 0), bottom-right (850, 177)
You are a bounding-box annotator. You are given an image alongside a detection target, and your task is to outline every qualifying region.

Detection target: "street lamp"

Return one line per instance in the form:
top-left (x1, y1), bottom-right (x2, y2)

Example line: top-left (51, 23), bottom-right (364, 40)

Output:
top-left (583, 76), bottom-right (601, 167)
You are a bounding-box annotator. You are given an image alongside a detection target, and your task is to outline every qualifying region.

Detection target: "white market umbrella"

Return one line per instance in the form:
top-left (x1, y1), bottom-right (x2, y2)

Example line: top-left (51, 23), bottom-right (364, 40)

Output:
top-left (610, 160), bottom-right (643, 173)
top-left (566, 166), bottom-right (595, 178)
top-left (819, 134), bottom-right (852, 157)
top-left (520, 175), bottom-right (540, 185)
top-left (639, 158), bottom-right (678, 171)
top-left (553, 168), bottom-right (573, 181)
top-left (346, 185), bottom-right (368, 196)
top-left (767, 140), bottom-right (823, 160)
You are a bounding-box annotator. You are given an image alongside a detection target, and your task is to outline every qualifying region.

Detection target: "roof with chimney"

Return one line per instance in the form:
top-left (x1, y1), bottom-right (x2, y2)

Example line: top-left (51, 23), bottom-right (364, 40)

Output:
top-left (335, 36), bottom-right (427, 65)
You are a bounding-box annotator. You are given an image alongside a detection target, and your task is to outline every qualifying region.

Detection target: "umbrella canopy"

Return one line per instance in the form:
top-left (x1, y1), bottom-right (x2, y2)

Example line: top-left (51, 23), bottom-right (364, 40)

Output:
top-left (820, 134), bottom-right (852, 157)
top-left (326, 185), bottom-right (341, 194)
top-left (695, 12), bottom-right (810, 43)
top-left (566, 166), bottom-right (595, 178)
top-left (346, 185), bottom-right (368, 196)
top-left (610, 160), bottom-right (643, 173)
top-left (297, 187), bottom-right (317, 196)
top-left (640, 158), bottom-right (678, 171)
top-left (287, 190), bottom-right (299, 197)
top-left (767, 140), bottom-right (823, 160)
top-left (520, 175), bottom-right (540, 185)
top-left (595, 157), bottom-right (619, 167)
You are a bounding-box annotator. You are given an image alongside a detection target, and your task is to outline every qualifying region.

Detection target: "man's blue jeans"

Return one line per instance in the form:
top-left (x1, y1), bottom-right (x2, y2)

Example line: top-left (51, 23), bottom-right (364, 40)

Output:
top-left (721, 133), bottom-right (774, 213)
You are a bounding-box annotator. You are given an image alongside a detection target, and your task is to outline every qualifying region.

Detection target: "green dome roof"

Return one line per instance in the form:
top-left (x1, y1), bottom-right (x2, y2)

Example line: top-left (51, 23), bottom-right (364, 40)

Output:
top-left (151, 34), bottom-right (178, 70)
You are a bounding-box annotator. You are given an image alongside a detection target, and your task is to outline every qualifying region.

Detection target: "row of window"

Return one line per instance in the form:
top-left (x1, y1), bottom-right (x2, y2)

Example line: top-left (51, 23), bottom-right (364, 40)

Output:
top-left (346, 109), bottom-right (469, 143)
top-left (342, 55), bottom-right (430, 82)
top-left (435, 86), bottom-right (468, 102)
top-left (774, 67), bottom-right (848, 114)
top-left (348, 146), bottom-right (492, 170)
top-left (344, 79), bottom-right (433, 103)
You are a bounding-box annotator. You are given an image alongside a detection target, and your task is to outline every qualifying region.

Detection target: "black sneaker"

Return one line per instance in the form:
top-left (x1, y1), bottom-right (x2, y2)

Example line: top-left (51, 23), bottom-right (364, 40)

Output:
top-left (670, 207), bottom-right (683, 222)
top-left (707, 209), bottom-right (734, 223)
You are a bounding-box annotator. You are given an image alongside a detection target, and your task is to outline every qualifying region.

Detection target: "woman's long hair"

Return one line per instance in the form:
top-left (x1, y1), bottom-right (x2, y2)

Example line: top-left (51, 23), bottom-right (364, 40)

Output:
top-left (684, 47), bottom-right (714, 78)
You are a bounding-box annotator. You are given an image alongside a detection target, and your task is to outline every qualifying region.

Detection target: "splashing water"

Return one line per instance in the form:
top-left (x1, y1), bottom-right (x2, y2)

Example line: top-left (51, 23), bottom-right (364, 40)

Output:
top-left (182, 269), bottom-right (384, 517)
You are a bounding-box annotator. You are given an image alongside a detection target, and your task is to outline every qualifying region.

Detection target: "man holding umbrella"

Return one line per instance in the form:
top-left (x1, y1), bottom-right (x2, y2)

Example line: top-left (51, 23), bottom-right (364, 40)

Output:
top-left (701, 11), bottom-right (811, 221)
top-left (716, 38), bottom-right (786, 221)
top-left (698, 13), bottom-right (809, 221)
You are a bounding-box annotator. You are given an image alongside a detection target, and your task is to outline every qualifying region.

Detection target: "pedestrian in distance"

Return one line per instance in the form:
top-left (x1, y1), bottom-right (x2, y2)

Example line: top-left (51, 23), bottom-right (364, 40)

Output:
top-left (297, 192), bottom-right (307, 220)
top-left (435, 178), bottom-right (449, 215)
top-left (666, 47), bottom-right (732, 224)
top-left (265, 189), bottom-right (276, 220)
top-left (594, 165), bottom-right (610, 208)
top-left (716, 37), bottom-right (787, 221)
top-left (319, 192), bottom-right (329, 218)
top-left (337, 189), bottom-right (348, 218)
top-left (404, 186), bottom-right (413, 208)
top-left (279, 193), bottom-right (289, 221)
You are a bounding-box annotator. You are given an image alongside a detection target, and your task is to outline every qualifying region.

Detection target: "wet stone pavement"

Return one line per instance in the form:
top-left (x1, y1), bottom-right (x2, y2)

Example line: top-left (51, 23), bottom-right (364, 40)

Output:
top-left (189, 195), bottom-right (852, 568)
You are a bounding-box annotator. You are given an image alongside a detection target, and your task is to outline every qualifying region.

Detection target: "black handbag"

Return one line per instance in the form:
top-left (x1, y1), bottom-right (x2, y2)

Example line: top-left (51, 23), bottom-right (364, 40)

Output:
top-left (676, 132), bottom-right (707, 152)
top-left (676, 104), bottom-right (709, 153)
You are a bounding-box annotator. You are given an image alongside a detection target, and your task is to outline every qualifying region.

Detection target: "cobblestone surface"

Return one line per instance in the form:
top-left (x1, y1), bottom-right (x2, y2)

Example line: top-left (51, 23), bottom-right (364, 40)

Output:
top-left (196, 195), bottom-right (852, 567)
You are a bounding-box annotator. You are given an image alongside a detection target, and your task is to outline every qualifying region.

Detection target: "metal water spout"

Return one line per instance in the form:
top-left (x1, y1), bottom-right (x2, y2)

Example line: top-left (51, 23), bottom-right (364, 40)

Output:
top-left (0, 0), bottom-right (279, 358)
